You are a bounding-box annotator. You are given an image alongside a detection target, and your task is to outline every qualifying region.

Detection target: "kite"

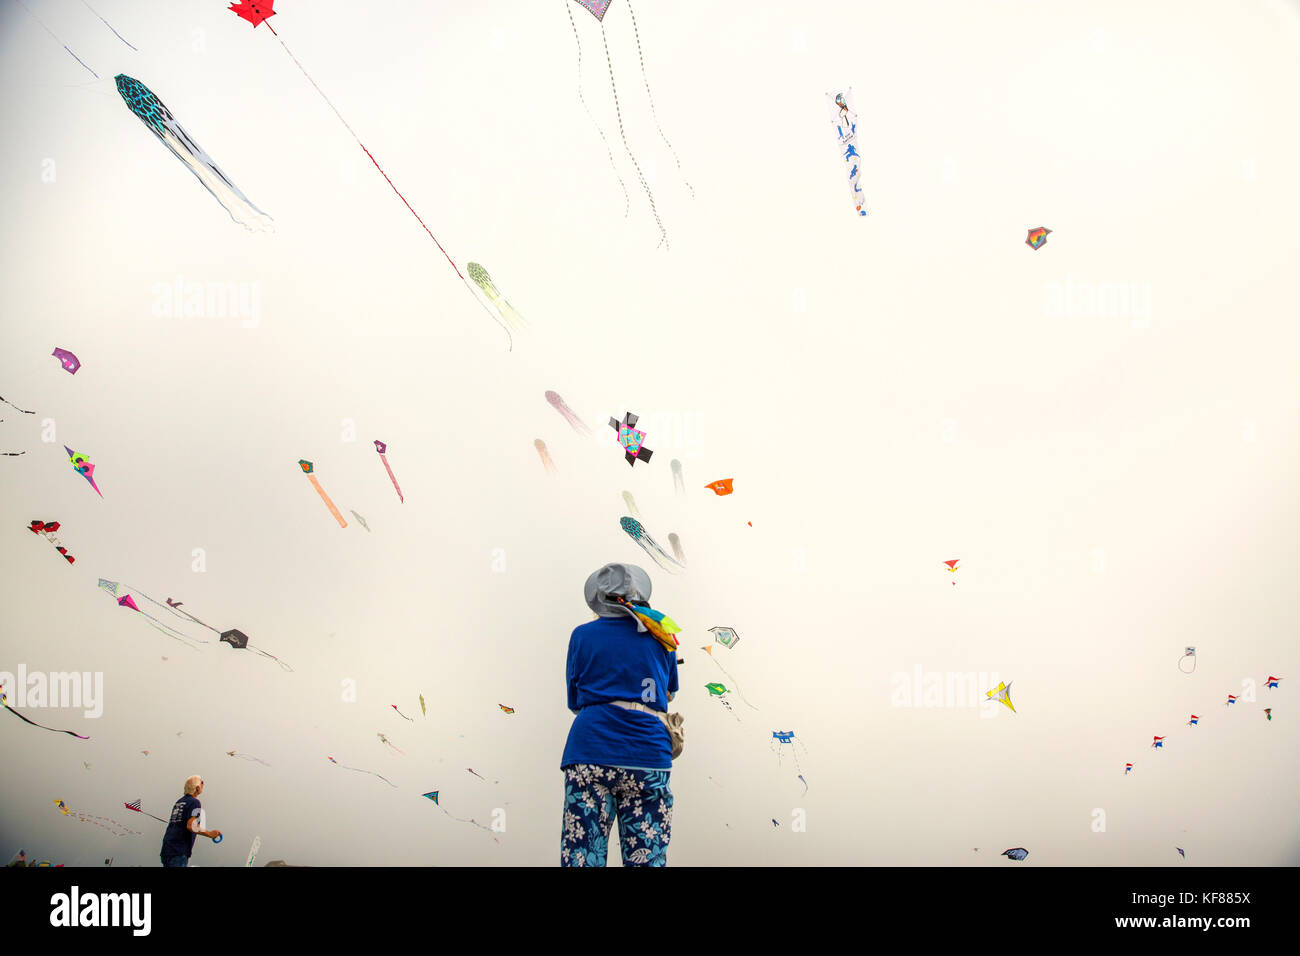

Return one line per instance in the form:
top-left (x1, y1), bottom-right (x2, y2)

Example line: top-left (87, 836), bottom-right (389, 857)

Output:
top-left (65, 446), bottom-right (102, 497)
top-left (535, 439), bottom-right (557, 474)
top-left (1151, 736), bottom-right (1165, 749)
top-left (545, 391), bottom-right (592, 436)
top-left (298, 459), bottom-right (346, 528)
top-left (620, 516), bottom-right (683, 573)
top-left (52, 348), bottom-right (81, 374)
top-left (986, 681), bottom-right (1015, 714)
top-left (668, 532), bottom-right (685, 565)
top-left (671, 459), bottom-right (685, 495)
top-left (566, 1), bottom-right (690, 249)
top-left (772, 819), bottom-right (780, 828)
top-left (710, 626), bottom-right (740, 649)
top-left (770, 730), bottom-right (808, 785)
top-left (1025, 227), bottom-right (1051, 250)
top-left (1178, 646), bottom-right (1197, 673)
top-left (705, 478), bottom-right (734, 496)
top-left (372, 440), bottom-right (405, 503)
top-left (621, 490), bottom-right (639, 516)
top-left (1225, 695), bottom-right (1237, 706)
top-left (466, 768), bottom-right (497, 783)
top-left (28, 520), bottom-right (74, 565)
top-left (419, 694), bottom-right (427, 717)
top-left (1266, 676), bottom-right (1281, 689)
top-left (226, 750), bottom-right (271, 766)
top-left (610, 412), bottom-right (653, 466)
top-left (0, 394), bottom-right (35, 415)
top-left (245, 835), bottom-right (262, 868)
top-left (1, 686), bottom-right (90, 739)
top-left (98, 580), bottom-right (206, 649)
top-left (700, 639), bottom-right (757, 709)
top-left (1177, 847), bottom-right (1186, 860)
top-left (391, 705), bottom-right (414, 722)
top-left (1001, 848), bottom-right (1029, 861)
top-left (350, 510), bottom-right (371, 532)
top-left (828, 89), bottom-right (867, 216)
top-left (328, 756), bottom-right (396, 787)
top-left (1124, 763), bottom-right (1133, 775)
top-left (498, 705), bottom-right (515, 715)
top-left (141, 750), bottom-right (149, 756)
top-left (705, 682), bottom-right (740, 720)
top-left (54, 800), bottom-right (140, 837)
top-left (219, 629), bottom-right (293, 671)
top-left (944, 559), bottom-right (959, 585)
top-left (122, 799), bottom-right (168, 824)
top-left (1264, 708), bottom-right (1272, 721)
top-left (115, 75), bottom-right (272, 230)
top-left (1188, 714), bottom-right (1199, 727)
top-left (798, 774), bottom-right (808, 796)
top-left (378, 733), bottom-right (405, 755)
top-left (423, 788), bottom-right (499, 838)
top-left (467, 263), bottom-right (526, 350)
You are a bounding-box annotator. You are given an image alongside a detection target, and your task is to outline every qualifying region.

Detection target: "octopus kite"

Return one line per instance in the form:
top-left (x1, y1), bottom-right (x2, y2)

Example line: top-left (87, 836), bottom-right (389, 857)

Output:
top-left (620, 516), bottom-right (682, 573)
top-left (535, 439), bottom-right (557, 474)
top-left (115, 75), bottom-right (272, 231)
top-left (467, 262), bottom-right (526, 350)
top-left (545, 391), bottom-right (592, 436)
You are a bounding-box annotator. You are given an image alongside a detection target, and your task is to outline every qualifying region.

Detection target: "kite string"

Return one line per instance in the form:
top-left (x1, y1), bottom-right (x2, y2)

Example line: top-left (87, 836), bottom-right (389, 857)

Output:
top-left (261, 21), bottom-right (462, 280)
top-left (623, 0), bottom-right (693, 198)
top-left (598, 20), bottom-right (668, 249)
top-left (0, 395), bottom-right (36, 414)
top-left (566, 0), bottom-right (628, 218)
top-left (79, 0), bottom-right (135, 50)
top-left (12, 0), bottom-right (98, 78)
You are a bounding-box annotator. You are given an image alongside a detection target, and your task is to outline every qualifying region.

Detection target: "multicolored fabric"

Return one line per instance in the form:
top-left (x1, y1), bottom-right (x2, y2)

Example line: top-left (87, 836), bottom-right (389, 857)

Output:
top-left (612, 596), bottom-right (680, 653)
top-left (561, 764), bottom-right (672, 867)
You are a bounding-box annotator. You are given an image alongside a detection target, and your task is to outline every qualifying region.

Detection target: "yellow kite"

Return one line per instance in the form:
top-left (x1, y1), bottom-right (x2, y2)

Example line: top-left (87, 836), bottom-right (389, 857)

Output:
top-left (987, 681), bottom-right (1016, 713)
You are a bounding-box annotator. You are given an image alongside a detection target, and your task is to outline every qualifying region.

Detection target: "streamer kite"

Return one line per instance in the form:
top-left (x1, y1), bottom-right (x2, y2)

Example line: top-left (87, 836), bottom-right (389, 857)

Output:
top-left (226, 751), bottom-right (271, 766)
top-left (391, 705), bottom-right (414, 722)
top-left (115, 75), bottom-right (272, 230)
top-left (423, 789), bottom-right (498, 837)
top-left (467, 263), bottom-right (526, 349)
top-left (350, 510), bottom-right (371, 531)
top-left (1026, 227), bottom-right (1051, 250)
top-left (828, 89), bottom-right (867, 216)
top-left (671, 459), bottom-right (685, 495)
top-left (52, 348), bottom-right (81, 374)
top-left (535, 439), bottom-right (557, 474)
top-left (98, 580), bottom-right (205, 649)
top-left (328, 756), bottom-right (396, 787)
top-left (298, 459), bottom-right (346, 528)
top-left (373, 441), bottom-right (404, 503)
top-left (54, 800), bottom-right (140, 837)
top-left (668, 532), bottom-right (685, 565)
top-left (545, 391), bottom-right (592, 436)
top-left (419, 694), bottom-right (427, 717)
top-left (65, 446), bottom-right (102, 497)
top-left (566, 0), bottom-right (690, 248)
top-left (620, 517), bottom-right (682, 572)
top-left (246, 836), bottom-right (262, 867)
top-left (378, 733), bottom-right (404, 755)
top-left (1178, 646), bottom-right (1197, 673)
top-left (610, 412), bottom-right (653, 466)
top-left (1, 687), bottom-right (90, 740)
top-left (0, 394), bottom-right (35, 415)
top-left (28, 520), bottom-right (75, 565)
top-left (621, 490), bottom-right (639, 516)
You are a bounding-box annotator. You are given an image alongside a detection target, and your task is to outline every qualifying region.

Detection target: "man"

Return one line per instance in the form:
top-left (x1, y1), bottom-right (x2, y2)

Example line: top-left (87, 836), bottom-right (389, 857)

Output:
top-left (160, 775), bottom-right (221, 867)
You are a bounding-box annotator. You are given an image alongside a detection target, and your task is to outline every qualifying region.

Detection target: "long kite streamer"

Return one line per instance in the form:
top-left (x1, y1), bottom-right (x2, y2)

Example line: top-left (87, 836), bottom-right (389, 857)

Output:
top-left (374, 441), bottom-right (404, 503)
top-left (227, 750), bottom-right (271, 766)
top-left (564, 0), bottom-right (628, 218)
top-left (0, 394), bottom-right (35, 415)
top-left (1, 689), bottom-right (90, 739)
top-left (298, 459), bottom-right (347, 527)
top-left (328, 755), bottom-right (396, 788)
top-left (55, 799), bottom-right (140, 836)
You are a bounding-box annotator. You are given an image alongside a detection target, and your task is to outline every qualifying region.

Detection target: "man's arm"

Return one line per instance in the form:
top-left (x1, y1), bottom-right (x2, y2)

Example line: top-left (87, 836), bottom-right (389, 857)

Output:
top-left (186, 816), bottom-right (221, 841)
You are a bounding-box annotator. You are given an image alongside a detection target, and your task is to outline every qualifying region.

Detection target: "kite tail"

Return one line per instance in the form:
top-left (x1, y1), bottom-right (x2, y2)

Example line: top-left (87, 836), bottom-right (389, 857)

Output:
top-left (380, 456), bottom-right (405, 503)
top-left (598, 22), bottom-right (669, 249)
top-left (0, 396), bottom-right (36, 414)
top-left (3, 702), bottom-right (90, 739)
top-left (254, 648), bottom-right (294, 672)
top-left (463, 276), bottom-right (513, 351)
top-left (155, 119), bottom-right (274, 231)
top-left (139, 615), bottom-right (205, 650)
top-left (80, 0), bottom-right (137, 51)
top-left (624, 0), bottom-right (693, 199)
top-left (566, 0), bottom-right (628, 218)
top-left (497, 298), bottom-right (527, 331)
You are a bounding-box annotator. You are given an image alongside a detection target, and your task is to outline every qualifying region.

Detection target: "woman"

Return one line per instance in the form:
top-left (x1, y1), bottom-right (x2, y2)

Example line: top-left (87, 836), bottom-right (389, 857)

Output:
top-left (562, 563), bottom-right (680, 867)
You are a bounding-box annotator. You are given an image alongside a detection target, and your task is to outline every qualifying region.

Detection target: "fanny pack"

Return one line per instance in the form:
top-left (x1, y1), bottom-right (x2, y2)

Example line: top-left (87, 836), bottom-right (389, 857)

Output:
top-left (609, 700), bottom-right (685, 759)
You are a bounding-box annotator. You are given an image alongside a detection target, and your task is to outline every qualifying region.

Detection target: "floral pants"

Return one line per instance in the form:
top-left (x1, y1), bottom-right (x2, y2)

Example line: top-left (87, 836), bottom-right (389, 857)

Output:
top-left (561, 764), bottom-right (673, 867)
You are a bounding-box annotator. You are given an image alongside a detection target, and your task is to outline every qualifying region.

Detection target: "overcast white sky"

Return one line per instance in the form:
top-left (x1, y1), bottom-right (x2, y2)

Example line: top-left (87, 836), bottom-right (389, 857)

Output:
top-left (1, 0), bottom-right (1297, 866)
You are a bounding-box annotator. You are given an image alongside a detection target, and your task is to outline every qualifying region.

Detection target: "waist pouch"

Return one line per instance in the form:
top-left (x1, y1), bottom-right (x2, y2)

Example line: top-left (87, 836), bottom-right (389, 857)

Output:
top-left (609, 700), bottom-right (684, 759)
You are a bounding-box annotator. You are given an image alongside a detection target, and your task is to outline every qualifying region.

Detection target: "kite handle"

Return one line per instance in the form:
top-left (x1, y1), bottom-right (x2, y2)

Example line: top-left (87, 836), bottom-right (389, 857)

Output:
top-left (212, 833), bottom-right (223, 844)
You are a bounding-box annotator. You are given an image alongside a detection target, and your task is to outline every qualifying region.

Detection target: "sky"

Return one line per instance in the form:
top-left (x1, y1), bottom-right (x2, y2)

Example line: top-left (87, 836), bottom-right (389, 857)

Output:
top-left (0, 0), bottom-right (1297, 867)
